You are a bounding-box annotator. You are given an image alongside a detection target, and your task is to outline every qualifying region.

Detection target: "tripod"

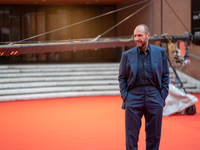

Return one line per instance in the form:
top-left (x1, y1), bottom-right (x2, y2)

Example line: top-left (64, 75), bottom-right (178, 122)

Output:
top-left (166, 43), bottom-right (196, 115)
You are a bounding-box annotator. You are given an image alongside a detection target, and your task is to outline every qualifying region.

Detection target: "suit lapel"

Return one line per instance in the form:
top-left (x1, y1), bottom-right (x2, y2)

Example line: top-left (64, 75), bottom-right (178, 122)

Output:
top-left (127, 47), bottom-right (138, 78)
top-left (150, 45), bottom-right (159, 77)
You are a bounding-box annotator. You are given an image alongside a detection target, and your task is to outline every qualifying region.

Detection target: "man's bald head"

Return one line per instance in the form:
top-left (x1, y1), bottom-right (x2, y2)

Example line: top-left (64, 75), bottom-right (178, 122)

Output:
top-left (135, 24), bottom-right (150, 35)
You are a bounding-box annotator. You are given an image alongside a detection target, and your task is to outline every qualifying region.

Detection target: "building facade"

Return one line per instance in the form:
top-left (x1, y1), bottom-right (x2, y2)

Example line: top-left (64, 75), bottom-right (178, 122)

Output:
top-left (0, 0), bottom-right (200, 79)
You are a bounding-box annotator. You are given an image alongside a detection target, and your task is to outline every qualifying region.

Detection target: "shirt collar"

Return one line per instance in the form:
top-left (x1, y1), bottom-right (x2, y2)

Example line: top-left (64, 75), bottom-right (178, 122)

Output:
top-left (137, 45), bottom-right (150, 55)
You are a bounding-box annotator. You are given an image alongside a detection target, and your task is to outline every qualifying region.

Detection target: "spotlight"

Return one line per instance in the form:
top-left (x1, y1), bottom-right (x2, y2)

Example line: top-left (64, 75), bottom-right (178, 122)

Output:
top-left (192, 32), bottom-right (200, 46)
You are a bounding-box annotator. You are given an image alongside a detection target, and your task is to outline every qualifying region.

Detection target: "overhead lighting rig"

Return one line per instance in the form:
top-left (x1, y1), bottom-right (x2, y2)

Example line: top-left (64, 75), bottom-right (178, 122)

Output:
top-left (1, 33), bottom-right (199, 56)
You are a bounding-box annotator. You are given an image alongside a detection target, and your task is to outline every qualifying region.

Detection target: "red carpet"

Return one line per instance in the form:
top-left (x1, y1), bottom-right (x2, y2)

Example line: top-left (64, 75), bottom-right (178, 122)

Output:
top-left (0, 94), bottom-right (200, 150)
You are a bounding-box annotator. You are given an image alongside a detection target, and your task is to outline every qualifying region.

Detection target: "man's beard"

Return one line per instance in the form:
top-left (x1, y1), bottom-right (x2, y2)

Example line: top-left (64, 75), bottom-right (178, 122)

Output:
top-left (137, 38), bottom-right (147, 50)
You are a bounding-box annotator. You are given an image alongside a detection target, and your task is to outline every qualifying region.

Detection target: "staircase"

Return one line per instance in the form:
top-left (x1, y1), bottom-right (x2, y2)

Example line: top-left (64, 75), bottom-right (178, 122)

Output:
top-left (0, 63), bottom-right (120, 102)
top-left (169, 68), bottom-right (200, 93)
top-left (0, 63), bottom-right (199, 102)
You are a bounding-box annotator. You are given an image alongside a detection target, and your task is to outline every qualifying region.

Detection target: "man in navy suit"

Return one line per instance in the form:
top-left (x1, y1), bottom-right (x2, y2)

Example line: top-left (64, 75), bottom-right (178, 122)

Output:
top-left (118, 24), bottom-right (169, 150)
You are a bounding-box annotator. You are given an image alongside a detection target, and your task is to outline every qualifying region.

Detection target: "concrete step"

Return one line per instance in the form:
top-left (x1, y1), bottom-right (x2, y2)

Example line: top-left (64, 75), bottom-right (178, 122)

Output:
top-left (0, 85), bottom-right (119, 96)
top-left (0, 71), bottom-right (118, 78)
top-left (0, 67), bottom-right (119, 73)
top-left (0, 75), bottom-right (118, 83)
top-left (0, 80), bottom-right (118, 89)
top-left (170, 78), bottom-right (187, 84)
top-left (0, 63), bottom-right (119, 67)
top-left (185, 89), bottom-right (200, 93)
top-left (0, 90), bottom-right (120, 102)
top-left (182, 83), bottom-right (197, 89)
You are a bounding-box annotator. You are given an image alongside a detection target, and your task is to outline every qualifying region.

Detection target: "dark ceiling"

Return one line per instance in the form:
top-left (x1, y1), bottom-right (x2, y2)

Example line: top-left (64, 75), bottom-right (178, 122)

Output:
top-left (0, 0), bottom-right (132, 5)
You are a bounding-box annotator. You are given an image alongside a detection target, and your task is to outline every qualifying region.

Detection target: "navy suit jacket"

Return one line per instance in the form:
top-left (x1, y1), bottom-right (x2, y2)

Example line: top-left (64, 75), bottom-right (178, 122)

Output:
top-left (118, 44), bottom-right (169, 108)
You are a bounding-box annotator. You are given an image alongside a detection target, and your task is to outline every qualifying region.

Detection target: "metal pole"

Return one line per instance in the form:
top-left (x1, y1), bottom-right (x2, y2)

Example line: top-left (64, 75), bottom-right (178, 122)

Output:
top-left (161, 0), bottom-right (163, 34)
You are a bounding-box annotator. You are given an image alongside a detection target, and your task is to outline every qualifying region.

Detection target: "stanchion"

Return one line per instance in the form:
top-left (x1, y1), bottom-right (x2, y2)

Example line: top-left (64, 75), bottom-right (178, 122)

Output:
top-left (166, 42), bottom-right (196, 115)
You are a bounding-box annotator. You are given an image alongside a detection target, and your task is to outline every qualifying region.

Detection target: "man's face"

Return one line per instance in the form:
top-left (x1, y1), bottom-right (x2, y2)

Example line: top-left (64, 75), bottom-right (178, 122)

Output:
top-left (133, 26), bottom-right (150, 50)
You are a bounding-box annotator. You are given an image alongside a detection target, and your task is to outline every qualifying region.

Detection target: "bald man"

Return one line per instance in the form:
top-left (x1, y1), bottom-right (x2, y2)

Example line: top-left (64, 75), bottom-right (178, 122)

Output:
top-left (118, 24), bottom-right (169, 150)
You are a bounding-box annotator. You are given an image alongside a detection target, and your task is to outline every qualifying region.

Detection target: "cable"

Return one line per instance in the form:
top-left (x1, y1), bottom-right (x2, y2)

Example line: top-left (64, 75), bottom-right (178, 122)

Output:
top-left (164, 0), bottom-right (189, 32)
top-left (188, 53), bottom-right (200, 60)
top-left (92, 0), bottom-right (154, 41)
top-left (9, 0), bottom-right (150, 45)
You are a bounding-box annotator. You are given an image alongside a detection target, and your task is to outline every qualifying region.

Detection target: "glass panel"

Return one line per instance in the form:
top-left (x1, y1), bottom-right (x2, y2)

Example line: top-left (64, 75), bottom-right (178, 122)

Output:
top-left (0, 5), bottom-right (117, 63)
top-left (21, 7), bottom-right (37, 42)
top-left (0, 6), bottom-right (20, 44)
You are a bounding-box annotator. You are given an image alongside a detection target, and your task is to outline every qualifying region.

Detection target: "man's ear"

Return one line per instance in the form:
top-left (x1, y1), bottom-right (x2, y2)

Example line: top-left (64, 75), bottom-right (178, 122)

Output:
top-left (147, 33), bottom-right (151, 39)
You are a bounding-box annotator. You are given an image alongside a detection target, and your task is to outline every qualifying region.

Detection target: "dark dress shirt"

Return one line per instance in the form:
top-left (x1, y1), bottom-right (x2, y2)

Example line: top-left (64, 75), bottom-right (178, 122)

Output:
top-left (134, 46), bottom-right (156, 88)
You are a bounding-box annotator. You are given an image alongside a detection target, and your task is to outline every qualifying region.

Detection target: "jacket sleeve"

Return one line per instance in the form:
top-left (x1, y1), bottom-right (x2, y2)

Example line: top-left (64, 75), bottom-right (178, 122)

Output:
top-left (160, 49), bottom-right (170, 100)
top-left (118, 52), bottom-right (128, 102)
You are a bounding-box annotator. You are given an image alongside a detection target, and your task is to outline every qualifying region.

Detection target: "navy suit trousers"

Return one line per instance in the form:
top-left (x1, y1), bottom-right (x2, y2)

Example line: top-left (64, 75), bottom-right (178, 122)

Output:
top-left (125, 86), bottom-right (163, 150)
